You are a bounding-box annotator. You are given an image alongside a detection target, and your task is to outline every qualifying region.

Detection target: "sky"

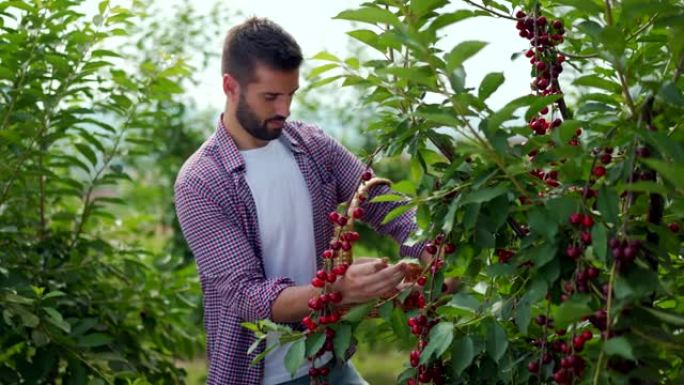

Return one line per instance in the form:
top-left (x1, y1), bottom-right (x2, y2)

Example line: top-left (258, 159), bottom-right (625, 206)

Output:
top-left (82, 0), bottom-right (534, 120)
top-left (184, 0), bottom-right (532, 113)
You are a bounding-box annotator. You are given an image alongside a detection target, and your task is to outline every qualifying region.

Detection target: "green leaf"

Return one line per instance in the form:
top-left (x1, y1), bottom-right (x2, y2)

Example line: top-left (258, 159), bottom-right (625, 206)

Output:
top-left (524, 94), bottom-right (563, 122)
top-left (603, 337), bottom-right (635, 360)
top-left (75, 143), bottom-right (97, 167)
top-left (392, 180), bottom-right (417, 196)
top-left (410, 0), bottom-right (448, 17)
top-left (659, 81), bottom-right (684, 107)
top-left (77, 333), bottom-right (112, 347)
top-left (528, 207), bottom-right (557, 240)
top-left (342, 301), bottom-right (375, 322)
top-left (311, 51), bottom-right (340, 62)
top-left (334, 7), bottom-right (401, 27)
top-left (307, 63), bottom-right (338, 79)
top-left (450, 336), bottom-right (474, 376)
top-left (478, 72), bottom-right (505, 101)
top-left (515, 299), bottom-right (531, 335)
top-left (445, 41), bottom-right (488, 73)
top-left (421, 322), bottom-right (454, 364)
top-left (597, 186), bottom-right (619, 225)
top-left (428, 10), bottom-right (480, 33)
top-left (642, 159), bottom-right (684, 191)
top-left (460, 185), bottom-right (508, 205)
top-left (284, 339), bottom-right (305, 378)
top-left (448, 292), bottom-right (480, 314)
top-left (370, 193), bottom-right (405, 203)
top-left (305, 332), bottom-right (326, 357)
top-left (641, 306), bottom-right (684, 327)
top-left (554, 295), bottom-right (592, 328)
top-left (485, 320), bottom-right (508, 362)
top-left (573, 75), bottom-right (621, 93)
top-left (381, 203), bottom-right (415, 225)
top-left (43, 307), bottom-right (71, 333)
top-left (41, 291), bottom-right (66, 300)
top-left (592, 224), bottom-right (608, 263)
top-left (333, 323), bottom-right (352, 359)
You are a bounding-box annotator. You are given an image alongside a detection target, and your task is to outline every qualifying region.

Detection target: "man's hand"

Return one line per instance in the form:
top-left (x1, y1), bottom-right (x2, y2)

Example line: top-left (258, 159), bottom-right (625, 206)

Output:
top-left (331, 258), bottom-right (406, 306)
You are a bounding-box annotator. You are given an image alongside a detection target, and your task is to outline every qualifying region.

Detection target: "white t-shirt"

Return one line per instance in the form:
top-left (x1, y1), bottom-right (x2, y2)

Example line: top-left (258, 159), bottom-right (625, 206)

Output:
top-left (240, 138), bottom-right (320, 385)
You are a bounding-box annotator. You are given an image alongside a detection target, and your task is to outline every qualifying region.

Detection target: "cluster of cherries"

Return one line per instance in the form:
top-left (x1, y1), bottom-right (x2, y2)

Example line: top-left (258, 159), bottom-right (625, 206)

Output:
top-left (405, 235), bottom-right (455, 385)
top-left (302, 170), bottom-right (376, 384)
top-left (528, 314), bottom-right (592, 384)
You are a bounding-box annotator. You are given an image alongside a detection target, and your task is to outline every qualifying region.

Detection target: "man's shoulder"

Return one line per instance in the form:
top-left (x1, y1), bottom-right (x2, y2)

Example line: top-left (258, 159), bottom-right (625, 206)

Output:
top-left (283, 120), bottom-right (332, 151)
top-left (174, 134), bottom-right (223, 194)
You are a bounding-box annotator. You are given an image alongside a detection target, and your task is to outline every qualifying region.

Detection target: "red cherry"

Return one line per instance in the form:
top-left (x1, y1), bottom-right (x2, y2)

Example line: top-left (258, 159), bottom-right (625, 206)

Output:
top-left (417, 294), bottom-right (426, 308)
top-left (326, 272), bottom-right (337, 283)
top-left (329, 292), bottom-right (342, 303)
top-left (352, 207), bottom-right (364, 219)
top-left (553, 19), bottom-right (563, 29)
top-left (600, 153), bottom-right (612, 164)
top-left (309, 367), bottom-right (320, 377)
top-left (592, 166), bottom-right (606, 177)
top-left (581, 232), bottom-right (592, 244)
top-left (581, 330), bottom-right (593, 341)
top-left (337, 216), bottom-right (348, 226)
top-left (341, 241), bottom-right (352, 251)
top-left (587, 267), bottom-right (599, 279)
top-left (669, 223), bottom-right (680, 233)
top-left (361, 171), bottom-right (372, 181)
top-left (311, 277), bottom-right (325, 288)
top-left (444, 243), bottom-right (456, 254)
top-left (316, 270), bottom-right (327, 280)
top-left (566, 245), bottom-right (582, 259)
top-left (569, 213), bottom-right (583, 225)
top-left (528, 360), bottom-right (540, 373)
top-left (322, 249), bottom-right (334, 259)
top-left (308, 297), bottom-right (322, 310)
top-left (417, 276), bottom-right (427, 286)
top-left (327, 212), bottom-right (339, 223)
top-left (516, 10), bottom-right (526, 18)
top-left (426, 244), bottom-right (438, 254)
top-left (582, 215), bottom-right (594, 228)
top-left (535, 315), bottom-right (548, 326)
top-left (573, 336), bottom-right (585, 350)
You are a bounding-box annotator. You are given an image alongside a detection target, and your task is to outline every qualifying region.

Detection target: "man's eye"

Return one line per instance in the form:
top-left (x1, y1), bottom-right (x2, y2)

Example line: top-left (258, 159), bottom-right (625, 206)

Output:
top-left (264, 95), bottom-right (277, 101)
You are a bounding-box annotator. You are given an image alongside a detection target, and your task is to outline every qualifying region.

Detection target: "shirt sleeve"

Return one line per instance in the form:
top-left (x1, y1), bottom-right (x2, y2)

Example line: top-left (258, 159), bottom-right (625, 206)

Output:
top-left (324, 134), bottom-right (425, 259)
top-left (174, 180), bottom-right (295, 322)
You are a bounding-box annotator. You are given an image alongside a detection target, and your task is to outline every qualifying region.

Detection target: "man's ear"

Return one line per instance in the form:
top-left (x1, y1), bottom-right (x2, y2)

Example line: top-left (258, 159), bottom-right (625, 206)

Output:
top-left (222, 73), bottom-right (240, 101)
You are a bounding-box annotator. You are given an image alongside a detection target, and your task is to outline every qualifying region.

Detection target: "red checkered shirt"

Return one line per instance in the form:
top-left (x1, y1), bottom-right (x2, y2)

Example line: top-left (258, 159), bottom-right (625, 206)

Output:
top-left (174, 117), bottom-right (424, 385)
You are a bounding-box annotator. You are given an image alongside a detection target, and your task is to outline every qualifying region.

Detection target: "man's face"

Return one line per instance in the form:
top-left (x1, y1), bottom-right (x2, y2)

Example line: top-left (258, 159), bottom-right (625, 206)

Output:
top-left (235, 64), bottom-right (299, 141)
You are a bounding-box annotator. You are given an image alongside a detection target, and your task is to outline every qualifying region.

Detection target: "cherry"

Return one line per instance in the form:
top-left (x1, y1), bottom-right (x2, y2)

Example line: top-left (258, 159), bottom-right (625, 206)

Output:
top-left (582, 215), bottom-right (594, 228)
top-left (322, 249), bottom-right (334, 259)
top-left (329, 291), bottom-right (342, 303)
top-left (587, 266), bottom-right (599, 279)
top-left (308, 297), bottom-right (322, 310)
top-left (569, 213), bottom-right (583, 225)
top-left (636, 146), bottom-right (651, 157)
top-left (535, 314), bottom-right (548, 326)
top-left (425, 243), bottom-right (438, 254)
top-left (516, 10), bottom-right (526, 19)
top-left (336, 216), bottom-right (348, 227)
top-left (528, 360), bottom-right (540, 373)
top-left (581, 329), bottom-right (592, 340)
top-left (600, 153), bottom-right (612, 164)
top-left (311, 277), bottom-right (325, 288)
top-left (581, 231), bottom-right (592, 244)
top-left (417, 276), bottom-right (427, 286)
top-left (327, 211), bottom-right (339, 223)
top-left (361, 171), bottom-right (372, 181)
top-left (566, 245), bottom-right (582, 259)
top-left (316, 270), bottom-right (327, 281)
top-left (553, 19), bottom-right (563, 29)
top-left (352, 207), bottom-right (364, 219)
top-left (592, 166), bottom-right (606, 177)
top-left (669, 223), bottom-right (680, 233)
top-left (444, 243), bottom-right (456, 253)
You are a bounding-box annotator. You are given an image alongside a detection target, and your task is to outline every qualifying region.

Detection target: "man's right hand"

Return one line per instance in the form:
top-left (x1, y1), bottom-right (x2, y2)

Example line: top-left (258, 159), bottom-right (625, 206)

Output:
top-left (331, 258), bottom-right (406, 306)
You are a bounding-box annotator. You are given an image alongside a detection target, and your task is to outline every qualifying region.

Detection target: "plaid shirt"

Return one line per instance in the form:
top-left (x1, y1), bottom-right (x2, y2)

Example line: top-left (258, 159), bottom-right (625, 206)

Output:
top-left (174, 117), bottom-right (423, 385)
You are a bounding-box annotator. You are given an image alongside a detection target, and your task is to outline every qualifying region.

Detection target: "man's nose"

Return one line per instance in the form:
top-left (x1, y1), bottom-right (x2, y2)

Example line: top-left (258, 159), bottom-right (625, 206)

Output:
top-left (275, 97), bottom-right (292, 118)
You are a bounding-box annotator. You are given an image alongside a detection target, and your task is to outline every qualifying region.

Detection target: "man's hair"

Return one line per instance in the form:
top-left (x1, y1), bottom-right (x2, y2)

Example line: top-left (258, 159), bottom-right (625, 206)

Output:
top-left (221, 17), bottom-right (303, 84)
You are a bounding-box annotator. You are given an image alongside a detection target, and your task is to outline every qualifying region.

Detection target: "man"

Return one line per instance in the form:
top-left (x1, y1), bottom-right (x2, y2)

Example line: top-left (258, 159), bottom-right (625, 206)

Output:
top-left (174, 17), bottom-right (428, 385)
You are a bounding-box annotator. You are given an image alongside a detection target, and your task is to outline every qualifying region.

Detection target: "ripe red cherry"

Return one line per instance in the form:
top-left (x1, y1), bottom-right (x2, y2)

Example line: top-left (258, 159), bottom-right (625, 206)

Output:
top-left (582, 215), bottom-right (594, 228)
top-left (308, 297), bottom-right (322, 310)
top-left (327, 211), bottom-right (339, 223)
top-left (516, 10), bottom-right (526, 19)
top-left (417, 276), bottom-right (427, 286)
top-left (569, 213), bottom-right (583, 225)
top-left (352, 207), bottom-right (364, 219)
top-left (581, 232), bottom-right (592, 244)
top-left (337, 216), bottom-right (348, 226)
top-left (311, 277), bottom-right (325, 288)
top-left (329, 292), bottom-right (342, 303)
top-left (581, 330), bottom-right (593, 340)
top-left (444, 243), bottom-right (456, 254)
top-left (566, 245), bottom-right (582, 259)
top-left (361, 171), bottom-right (372, 181)
top-left (322, 249), bottom-right (334, 259)
top-left (592, 166), bottom-right (606, 177)
top-left (528, 360), bottom-right (540, 373)
top-left (587, 267), bottom-right (599, 279)
top-left (600, 153), bottom-right (612, 164)
top-left (669, 223), bottom-right (680, 233)
top-left (426, 243), bottom-right (438, 254)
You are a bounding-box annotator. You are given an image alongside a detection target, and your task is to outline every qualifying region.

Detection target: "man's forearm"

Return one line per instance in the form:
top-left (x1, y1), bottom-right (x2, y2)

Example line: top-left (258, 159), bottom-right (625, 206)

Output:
top-left (271, 284), bottom-right (321, 323)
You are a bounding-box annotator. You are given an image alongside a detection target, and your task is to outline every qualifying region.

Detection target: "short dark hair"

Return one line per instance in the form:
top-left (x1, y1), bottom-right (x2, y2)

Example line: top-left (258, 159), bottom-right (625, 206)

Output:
top-left (221, 17), bottom-right (303, 84)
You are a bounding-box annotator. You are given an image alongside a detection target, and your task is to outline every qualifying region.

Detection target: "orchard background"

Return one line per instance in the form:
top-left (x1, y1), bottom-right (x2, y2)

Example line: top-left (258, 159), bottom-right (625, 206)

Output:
top-left (1, 0), bottom-right (683, 385)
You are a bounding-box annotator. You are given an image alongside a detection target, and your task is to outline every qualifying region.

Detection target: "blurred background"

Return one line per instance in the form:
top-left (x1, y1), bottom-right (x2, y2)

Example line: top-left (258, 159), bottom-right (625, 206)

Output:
top-left (0, 0), bottom-right (529, 383)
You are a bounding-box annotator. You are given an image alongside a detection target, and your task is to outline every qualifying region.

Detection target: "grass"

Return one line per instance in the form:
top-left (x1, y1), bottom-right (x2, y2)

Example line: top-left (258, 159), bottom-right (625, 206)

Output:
top-left (178, 341), bottom-right (407, 385)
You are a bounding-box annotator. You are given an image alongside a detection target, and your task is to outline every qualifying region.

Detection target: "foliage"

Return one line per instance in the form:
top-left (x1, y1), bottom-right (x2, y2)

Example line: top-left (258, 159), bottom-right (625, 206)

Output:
top-left (255, 0), bottom-right (684, 384)
top-left (0, 0), bottom-right (230, 383)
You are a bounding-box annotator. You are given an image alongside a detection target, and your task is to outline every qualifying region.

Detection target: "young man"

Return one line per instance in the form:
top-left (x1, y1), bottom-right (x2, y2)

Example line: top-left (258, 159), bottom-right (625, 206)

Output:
top-left (174, 18), bottom-right (427, 385)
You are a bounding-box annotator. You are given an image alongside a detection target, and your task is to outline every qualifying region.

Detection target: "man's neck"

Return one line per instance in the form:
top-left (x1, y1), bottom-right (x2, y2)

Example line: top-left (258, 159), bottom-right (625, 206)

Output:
top-left (222, 112), bottom-right (269, 150)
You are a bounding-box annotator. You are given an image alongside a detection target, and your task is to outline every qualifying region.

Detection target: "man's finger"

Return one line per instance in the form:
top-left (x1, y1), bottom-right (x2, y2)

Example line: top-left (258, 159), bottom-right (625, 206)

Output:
top-left (351, 258), bottom-right (389, 275)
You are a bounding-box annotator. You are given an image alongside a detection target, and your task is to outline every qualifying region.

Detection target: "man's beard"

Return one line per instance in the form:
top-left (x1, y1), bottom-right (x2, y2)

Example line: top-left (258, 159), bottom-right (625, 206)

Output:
top-left (236, 94), bottom-right (285, 141)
